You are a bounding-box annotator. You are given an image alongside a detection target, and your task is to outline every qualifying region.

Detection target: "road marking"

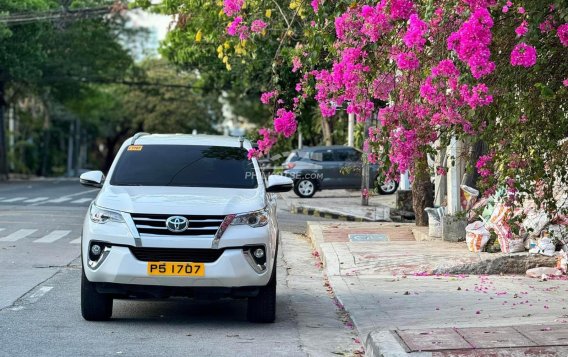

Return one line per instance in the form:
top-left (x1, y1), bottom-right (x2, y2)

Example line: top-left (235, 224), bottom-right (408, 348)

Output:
top-left (24, 197), bottom-right (49, 203)
top-left (71, 198), bottom-right (92, 204)
top-left (1, 197), bottom-right (27, 203)
top-left (29, 286), bottom-right (53, 299)
top-left (46, 197), bottom-right (72, 203)
top-left (33, 230), bottom-right (71, 243)
top-left (0, 229), bottom-right (38, 242)
top-left (70, 237), bottom-right (81, 244)
top-left (31, 188), bottom-right (98, 206)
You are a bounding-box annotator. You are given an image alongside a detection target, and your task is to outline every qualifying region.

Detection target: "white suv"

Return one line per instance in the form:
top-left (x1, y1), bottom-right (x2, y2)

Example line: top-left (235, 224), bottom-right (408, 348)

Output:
top-left (79, 134), bottom-right (293, 323)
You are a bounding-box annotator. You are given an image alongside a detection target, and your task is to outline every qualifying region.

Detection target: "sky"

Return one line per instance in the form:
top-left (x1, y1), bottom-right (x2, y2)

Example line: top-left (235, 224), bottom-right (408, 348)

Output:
top-left (123, 9), bottom-right (172, 60)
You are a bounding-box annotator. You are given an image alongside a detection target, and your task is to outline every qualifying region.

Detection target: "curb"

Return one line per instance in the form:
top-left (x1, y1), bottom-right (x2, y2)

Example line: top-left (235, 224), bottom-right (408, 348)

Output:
top-left (291, 205), bottom-right (368, 222)
top-left (365, 330), bottom-right (431, 357)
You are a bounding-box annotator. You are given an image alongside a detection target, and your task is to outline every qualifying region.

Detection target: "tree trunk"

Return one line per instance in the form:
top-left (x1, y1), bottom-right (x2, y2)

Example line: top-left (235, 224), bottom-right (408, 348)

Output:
top-left (40, 114), bottom-right (51, 177)
top-left (463, 140), bottom-right (486, 189)
top-left (0, 81), bottom-right (8, 181)
top-left (321, 116), bottom-right (332, 146)
top-left (412, 153), bottom-right (434, 226)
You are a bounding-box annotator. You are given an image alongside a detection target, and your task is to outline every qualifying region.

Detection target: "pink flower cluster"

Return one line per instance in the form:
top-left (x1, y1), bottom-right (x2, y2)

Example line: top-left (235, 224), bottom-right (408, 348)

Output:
top-left (223, 0), bottom-right (244, 17)
top-left (292, 57), bottom-right (302, 72)
top-left (476, 154), bottom-right (494, 178)
top-left (460, 83), bottom-right (493, 109)
top-left (388, 0), bottom-right (415, 20)
top-left (251, 19), bottom-right (267, 33)
top-left (311, 0), bottom-right (320, 13)
top-left (447, 8), bottom-right (495, 79)
top-left (248, 128), bottom-right (277, 159)
top-left (260, 90), bottom-right (277, 104)
top-left (403, 14), bottom-right (428, 50)
top-left (395, 51), bottom-right (420, 70)
top-left (558, 24), bottom-right (568, 46)
top-left (462, 0), bottom-right (496, 10)
top-left (273, 109), bottom-right (297, 138)
top-left (515, 20), bottom-right (528, 37)
top-left (510, 42), bottom-right (537, 67)
top-left (227, 17), bottom-right (249, 40)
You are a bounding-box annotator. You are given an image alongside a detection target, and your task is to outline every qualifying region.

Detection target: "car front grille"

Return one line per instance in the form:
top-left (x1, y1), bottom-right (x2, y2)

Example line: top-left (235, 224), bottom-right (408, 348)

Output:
top-left (129, 247), bottom-right (224, 263)
top-left (130, 213), bottom-right (226, 236)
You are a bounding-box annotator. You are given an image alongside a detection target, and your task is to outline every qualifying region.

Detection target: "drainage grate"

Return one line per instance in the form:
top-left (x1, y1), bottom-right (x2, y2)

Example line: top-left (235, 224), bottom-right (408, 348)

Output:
top-left (348, 233), bottom-right (388, 242)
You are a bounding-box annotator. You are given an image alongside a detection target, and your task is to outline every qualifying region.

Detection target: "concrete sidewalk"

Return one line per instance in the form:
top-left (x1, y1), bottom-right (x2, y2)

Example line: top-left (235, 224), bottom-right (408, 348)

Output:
top-left (281, 190), bottom-right (396, 222)
top-left (306, 221), bottom-right (568, 356)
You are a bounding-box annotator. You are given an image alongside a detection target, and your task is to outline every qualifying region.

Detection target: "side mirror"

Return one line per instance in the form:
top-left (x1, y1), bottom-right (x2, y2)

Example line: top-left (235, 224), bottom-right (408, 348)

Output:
top-left (266, 175), bottom-right (293, 193)
top-left (79, 171), bottom-right (105, 188)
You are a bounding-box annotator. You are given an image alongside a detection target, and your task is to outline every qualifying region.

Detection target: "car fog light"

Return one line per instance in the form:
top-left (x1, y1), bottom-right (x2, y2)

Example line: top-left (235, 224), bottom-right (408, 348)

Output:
top-left (91, 244), bottom-right (102, 256)
top-left (253, 248), bottom-right (265, 259)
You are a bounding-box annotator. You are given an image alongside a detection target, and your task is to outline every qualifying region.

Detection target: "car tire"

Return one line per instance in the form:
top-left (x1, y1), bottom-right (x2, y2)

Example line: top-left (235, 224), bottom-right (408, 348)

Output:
top-left (293, 179), bottom-right (316, 198)
top-left (377, 179), bottom-right (399, 195)
top-left (81, 269), bottom-right (113, 321)
top-left (247, 261), bottom-right (276, 323)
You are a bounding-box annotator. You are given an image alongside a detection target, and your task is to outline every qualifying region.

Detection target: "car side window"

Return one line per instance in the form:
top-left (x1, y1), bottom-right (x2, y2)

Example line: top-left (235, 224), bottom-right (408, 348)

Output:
top-left (311, 150), bottom-right (334, 162)
top-left (335, 149), bottom-right (360, 162)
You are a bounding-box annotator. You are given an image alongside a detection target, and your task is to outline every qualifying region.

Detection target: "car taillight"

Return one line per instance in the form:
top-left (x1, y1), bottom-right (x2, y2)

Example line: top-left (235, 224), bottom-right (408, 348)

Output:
top-left (287, 162), bottom-right (296, 169)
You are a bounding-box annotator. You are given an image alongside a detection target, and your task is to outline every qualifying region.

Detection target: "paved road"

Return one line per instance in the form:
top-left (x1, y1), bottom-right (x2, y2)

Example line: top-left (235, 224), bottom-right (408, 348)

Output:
top-left (0, 179), bottom-right (357, 357)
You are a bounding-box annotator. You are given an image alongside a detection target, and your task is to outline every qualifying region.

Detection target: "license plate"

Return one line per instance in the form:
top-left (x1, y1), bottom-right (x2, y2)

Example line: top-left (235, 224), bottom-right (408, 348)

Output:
top-left (147, 262), bottom-right (205, 277)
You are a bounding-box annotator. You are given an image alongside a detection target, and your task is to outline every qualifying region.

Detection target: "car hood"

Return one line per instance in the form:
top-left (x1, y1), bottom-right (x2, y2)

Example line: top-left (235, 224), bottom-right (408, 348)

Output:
top-left (95, 185), bottom-right (265, 215)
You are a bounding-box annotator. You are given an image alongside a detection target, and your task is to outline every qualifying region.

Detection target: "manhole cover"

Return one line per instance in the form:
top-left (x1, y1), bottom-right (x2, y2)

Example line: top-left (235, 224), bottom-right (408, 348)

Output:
top-left (348, 234), bottom-right (388, 242)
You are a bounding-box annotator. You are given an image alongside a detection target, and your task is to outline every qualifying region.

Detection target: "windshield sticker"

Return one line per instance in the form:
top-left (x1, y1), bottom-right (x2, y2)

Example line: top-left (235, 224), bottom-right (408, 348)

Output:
top-left (127, 145), bottom-right (143, 152)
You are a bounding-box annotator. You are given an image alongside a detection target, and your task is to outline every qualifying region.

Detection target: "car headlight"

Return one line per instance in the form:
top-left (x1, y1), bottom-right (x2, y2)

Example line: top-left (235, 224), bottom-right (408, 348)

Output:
top-left (89, 203), bottom-right (124, 224)
top-left (231, 208), bottom-right (269, 228)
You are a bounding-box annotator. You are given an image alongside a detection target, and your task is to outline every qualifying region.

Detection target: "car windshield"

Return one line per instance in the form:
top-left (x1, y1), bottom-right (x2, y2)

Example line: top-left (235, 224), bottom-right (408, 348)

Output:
top-left (110, 145), bottom-right (258, 188)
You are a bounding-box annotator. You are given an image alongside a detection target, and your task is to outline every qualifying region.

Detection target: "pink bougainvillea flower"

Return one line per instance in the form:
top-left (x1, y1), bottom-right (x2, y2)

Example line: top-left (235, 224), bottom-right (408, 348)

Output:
top-left (558, 24), bottom-right (568, 47)
top-left (403, 14), bottom-right (428, 50)
top-left (227, 16), bottom-right (243, 36)
top-left (395, 51), bottom-right (420, 70)
top-left (539, 18), bottom-right (554, 33)
top-left (292, 56), bottom-right (302, 73)
top-left (502, 6), bottom-right (509, 13)
top-left (389, 0), bottom-right (415, 20)
top-left (510, 42), bottom-right (537, 67)
top-left (447, 8), bottom-right (495, 79)
top-left (476, 154), bottom-right (494, 177)
top-left (223, 0), bottom-right (244, 17)
top-left (250, 19), bottom-right (267, 33)
top-left (518, 7), bottom-right (525, 14)
top-left (563, 78), bottom-right (568, 87)
top-left (515, 20), bottom-right (528, 37)
top-left (260, 90), bottom-right (277, 104)
top-left (273, 109), bottom-right (297, 138)
top-left (310, 0), bottom-right (320, 13)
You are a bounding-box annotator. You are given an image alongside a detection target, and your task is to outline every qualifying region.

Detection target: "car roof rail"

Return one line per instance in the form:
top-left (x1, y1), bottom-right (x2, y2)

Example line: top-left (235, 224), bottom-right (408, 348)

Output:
top-left (131, 132), bottom-right (150, 145)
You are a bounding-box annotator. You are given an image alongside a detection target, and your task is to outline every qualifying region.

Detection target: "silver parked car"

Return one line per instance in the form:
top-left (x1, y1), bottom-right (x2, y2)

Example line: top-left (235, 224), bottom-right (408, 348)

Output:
top-left (282, 145), bottom-right (398, 198)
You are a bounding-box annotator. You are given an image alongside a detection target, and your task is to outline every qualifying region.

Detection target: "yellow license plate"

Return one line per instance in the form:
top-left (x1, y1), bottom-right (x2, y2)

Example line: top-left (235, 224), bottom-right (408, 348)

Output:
top-left (147, 262), bottom-right (205, 277)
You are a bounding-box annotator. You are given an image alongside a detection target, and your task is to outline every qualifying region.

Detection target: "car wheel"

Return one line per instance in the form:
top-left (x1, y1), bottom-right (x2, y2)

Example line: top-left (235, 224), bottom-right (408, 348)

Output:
top-left (81, 269), bottom-right (113, 321)
top-left (377, 179), bottom-right (399, 195)
top-left (293, 179), bottom-right (316, 198)
top-left (247, 261), bottom-right (276, 323)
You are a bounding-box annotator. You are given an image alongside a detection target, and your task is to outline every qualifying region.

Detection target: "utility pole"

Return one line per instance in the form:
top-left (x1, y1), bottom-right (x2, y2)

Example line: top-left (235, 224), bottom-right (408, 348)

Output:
top-left (361, 115), bottom-right (372, 206)
top-left (347, 112), bottom-right (355, 147)
top-left (0, 81), bottom-right (8, 180)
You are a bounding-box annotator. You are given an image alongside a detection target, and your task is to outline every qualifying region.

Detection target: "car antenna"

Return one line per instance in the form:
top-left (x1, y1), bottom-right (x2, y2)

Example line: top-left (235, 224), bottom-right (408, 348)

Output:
top-left (239, 136), bottom-right (244, 149)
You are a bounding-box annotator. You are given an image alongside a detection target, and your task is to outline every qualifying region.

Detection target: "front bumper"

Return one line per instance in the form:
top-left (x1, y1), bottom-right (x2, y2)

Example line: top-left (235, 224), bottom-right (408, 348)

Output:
top-left (81, 210), bottom-right (277, 288)
top-left (83, 245), bottom-right (272, 287)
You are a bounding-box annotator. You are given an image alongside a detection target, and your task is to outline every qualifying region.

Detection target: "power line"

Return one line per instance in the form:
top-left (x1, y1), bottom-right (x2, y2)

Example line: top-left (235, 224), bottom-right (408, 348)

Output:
top-left (0, 6), bottom-right (112, 26)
